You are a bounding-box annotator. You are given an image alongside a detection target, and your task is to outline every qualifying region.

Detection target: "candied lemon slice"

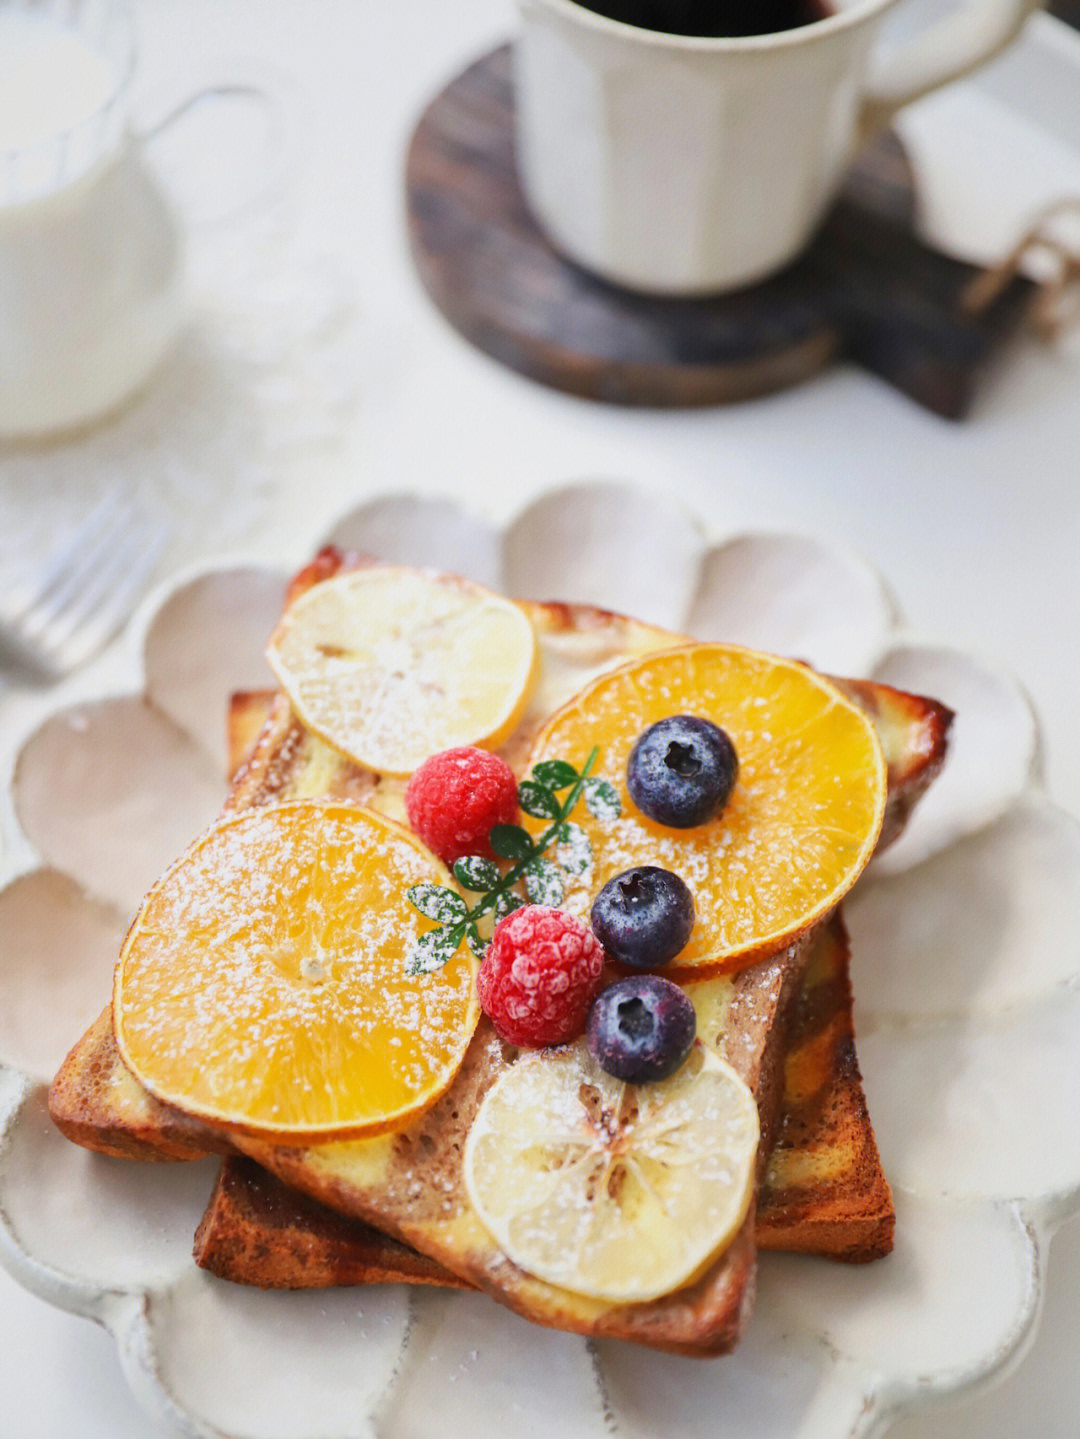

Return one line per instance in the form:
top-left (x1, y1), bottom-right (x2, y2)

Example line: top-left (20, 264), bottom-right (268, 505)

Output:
top-left (113, 801), bottom-right (479, 1143)
top-left (463, 1040), bottom-right (758, 1302)
top-left (267, 566), bottom-right (539, 776)
top-left (528, 644), bottom-right (887, 975)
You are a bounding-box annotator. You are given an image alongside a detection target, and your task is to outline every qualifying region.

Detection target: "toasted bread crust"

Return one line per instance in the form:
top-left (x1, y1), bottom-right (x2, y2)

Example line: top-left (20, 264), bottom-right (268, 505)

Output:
top-left (49, 1008), bottom-right (231, 1162)
top-left (833, 676), bottom-right (952, 851)
top-left (195, 1156), bottom-right (464, 1289)
top-left (225, 692), bottom-right (279, 785)
top-left (758, 912), bottom-right (894, 1261)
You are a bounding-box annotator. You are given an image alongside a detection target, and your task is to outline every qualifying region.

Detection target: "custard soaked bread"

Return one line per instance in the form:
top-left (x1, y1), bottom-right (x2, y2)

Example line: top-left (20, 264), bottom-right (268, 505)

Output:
top-left (192, 907), bottom-right (890, 1289)
top-left (49, 556), bottom-right (950, 1353)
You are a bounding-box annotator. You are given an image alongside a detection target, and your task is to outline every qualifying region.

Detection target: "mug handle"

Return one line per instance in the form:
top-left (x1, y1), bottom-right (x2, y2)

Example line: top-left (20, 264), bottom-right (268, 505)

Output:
top-left (138, 65), bottom-right (292, 228)
top-left (860, 0), bottom-right (1044, 137)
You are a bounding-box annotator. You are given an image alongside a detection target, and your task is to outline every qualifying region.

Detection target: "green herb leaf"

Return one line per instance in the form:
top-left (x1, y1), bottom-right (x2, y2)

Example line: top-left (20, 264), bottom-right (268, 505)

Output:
top-left (495, 890), bottom-right (527, 919)
top-left (406, 924), bottom-right (462, 976)
top-left (518, 781), bottom-right (561, 820)
top-left (489, 824), bottom-right (535, 861)
top-left (555, 821), bottom-right (592, 876)
top-left (584, 777), bottom-right (621, 821)
top-left (403, 746), bottom-right (617, 978)
top-left (531, 759), bottom-right (579, 790)
top-left (453, 856), bottom-right (501, 891)
top-left (407, 884), bottom-right (467, 923)
top-left (523, 856), bottom-right (566, 906)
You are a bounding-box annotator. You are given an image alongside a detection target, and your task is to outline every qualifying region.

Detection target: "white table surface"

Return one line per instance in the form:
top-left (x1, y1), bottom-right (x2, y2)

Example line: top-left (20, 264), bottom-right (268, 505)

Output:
top-left (2, 2), bottom-right (1080, 1435)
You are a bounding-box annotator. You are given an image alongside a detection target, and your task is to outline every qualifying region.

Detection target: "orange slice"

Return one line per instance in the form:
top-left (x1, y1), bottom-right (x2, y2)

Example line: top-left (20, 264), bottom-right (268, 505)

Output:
top-left (527, 644), bottom-right (886, 976)
top-left (266, 566), bottom-right (539, 776)
top-left (113, 800), bottom-right (479, 1143)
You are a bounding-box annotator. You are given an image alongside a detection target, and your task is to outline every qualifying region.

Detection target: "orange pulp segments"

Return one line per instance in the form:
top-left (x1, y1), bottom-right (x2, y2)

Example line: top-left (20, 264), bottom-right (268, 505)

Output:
top-left (526, 644), bottom-right (887, 976)
top-left (113, 800), bottom-right (479, 1143)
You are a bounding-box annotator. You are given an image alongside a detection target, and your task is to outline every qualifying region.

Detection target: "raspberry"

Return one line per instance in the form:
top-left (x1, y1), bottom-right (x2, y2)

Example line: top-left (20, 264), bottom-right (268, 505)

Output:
top-left (477, 906), bottom-right (605, 1048)
top-left (405, 747), bottom-right (519, 865)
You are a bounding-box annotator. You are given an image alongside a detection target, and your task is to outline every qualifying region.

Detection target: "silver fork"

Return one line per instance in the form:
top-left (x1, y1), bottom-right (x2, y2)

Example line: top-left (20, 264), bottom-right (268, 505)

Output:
top-left (0, 493), bottom-right (172, 680)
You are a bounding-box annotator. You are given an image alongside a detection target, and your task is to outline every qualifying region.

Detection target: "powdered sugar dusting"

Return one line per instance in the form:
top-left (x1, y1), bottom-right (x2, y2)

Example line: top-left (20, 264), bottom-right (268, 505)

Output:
top-left (115, 802), bottom-right (478, 1136)
top-left (477, 906), bottom-right (604, 1047)
top-left (529, 647), bottom-right (884, 965)
top-left (269, 569), bottom-right (536, 773)
top-left (463, 1040), bottom-right (758, 1302)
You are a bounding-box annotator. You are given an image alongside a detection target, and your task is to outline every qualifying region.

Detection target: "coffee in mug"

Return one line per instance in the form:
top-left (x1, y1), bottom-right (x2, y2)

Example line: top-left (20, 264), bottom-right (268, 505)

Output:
top-left (574, 0), bottom-right (832, 38)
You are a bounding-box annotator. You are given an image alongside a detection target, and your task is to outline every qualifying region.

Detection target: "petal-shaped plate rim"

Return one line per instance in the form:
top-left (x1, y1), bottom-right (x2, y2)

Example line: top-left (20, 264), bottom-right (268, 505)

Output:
top-left (868, 635), bottom-right (1041, 878)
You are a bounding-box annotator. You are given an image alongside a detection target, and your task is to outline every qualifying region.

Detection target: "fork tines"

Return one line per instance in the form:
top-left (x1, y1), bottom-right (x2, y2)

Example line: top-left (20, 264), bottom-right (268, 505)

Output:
top-left (0, 493), bottom-right (171, 679)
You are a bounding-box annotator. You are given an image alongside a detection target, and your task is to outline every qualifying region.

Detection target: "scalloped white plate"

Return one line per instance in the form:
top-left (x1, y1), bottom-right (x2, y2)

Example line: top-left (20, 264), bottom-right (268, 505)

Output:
top-left (1, 481), bottom-right (1077, 1439)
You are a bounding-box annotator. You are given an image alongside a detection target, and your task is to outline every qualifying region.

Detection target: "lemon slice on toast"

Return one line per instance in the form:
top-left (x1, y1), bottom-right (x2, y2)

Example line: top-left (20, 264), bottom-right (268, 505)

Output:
top-left (463, 1040), bottom-right (758, 1303)
top-left (267, 566), bottom-right (538, 775)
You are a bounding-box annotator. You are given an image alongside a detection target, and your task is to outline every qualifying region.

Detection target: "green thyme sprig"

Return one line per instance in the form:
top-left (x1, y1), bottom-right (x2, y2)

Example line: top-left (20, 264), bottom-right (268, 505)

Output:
top-left (405, 747), bottom-right (620, 974)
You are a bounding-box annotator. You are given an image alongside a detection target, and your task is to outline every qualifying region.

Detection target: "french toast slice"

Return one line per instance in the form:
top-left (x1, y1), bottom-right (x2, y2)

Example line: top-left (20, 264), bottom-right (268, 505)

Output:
top-left (193, 906), bottom-right (889, 1289)
top-left (48, 560), bottom-right (950, 1353)
top-left (48, 619), bottom-right (947, 1181)
top-left (220, 677), bottom-right (897, 1269)
top-left (231, 955), bottom-right (794, 1354)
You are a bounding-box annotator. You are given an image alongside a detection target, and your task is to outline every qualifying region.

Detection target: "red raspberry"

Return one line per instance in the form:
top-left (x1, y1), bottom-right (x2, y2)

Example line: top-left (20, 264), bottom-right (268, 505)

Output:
top-left (477, 906), bottom-right (605, 1048)
top-left (405, 747), bottom-right (519, 864)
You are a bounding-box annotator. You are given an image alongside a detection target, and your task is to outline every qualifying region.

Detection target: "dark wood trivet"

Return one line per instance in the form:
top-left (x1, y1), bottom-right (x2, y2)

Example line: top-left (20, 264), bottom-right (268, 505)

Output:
top-left (406, 43), bottom-right (1036, 418)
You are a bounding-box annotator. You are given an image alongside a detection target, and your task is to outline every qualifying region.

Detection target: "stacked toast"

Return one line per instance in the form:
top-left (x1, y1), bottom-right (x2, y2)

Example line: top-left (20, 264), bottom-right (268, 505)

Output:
top-left (49, 553), bottom-right (951, 1355)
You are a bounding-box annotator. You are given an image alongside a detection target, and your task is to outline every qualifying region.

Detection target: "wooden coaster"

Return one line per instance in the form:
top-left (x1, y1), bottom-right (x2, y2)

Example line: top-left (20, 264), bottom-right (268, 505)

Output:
top-left (406, 44), bottom-right (1035, 418)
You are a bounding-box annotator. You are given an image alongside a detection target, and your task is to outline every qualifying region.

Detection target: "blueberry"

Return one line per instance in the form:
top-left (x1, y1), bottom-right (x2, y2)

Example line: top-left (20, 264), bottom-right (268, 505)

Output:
top-left (587, 975), bottom-right (696, 1083)
top-left (590, 866), bottom-right (694, 970)
top-left (626, 715), bottom-right (737, 828)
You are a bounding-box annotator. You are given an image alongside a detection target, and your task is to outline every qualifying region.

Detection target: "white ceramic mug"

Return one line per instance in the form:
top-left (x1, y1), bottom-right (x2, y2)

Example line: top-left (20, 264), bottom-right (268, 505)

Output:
top-left (515, 0), bottom-right (1044, 294)
top-left (0, 0), bottom-right (285, 438)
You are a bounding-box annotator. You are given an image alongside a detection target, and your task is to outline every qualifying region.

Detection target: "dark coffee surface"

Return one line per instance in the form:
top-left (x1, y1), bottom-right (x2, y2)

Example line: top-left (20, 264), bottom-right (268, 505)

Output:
top-left (572, 0), bottom-right (832, 38)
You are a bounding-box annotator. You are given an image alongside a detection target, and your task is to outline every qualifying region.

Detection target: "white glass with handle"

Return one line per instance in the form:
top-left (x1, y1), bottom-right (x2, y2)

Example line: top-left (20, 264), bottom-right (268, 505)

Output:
top-left (0, 0), bottom-right (286, 437)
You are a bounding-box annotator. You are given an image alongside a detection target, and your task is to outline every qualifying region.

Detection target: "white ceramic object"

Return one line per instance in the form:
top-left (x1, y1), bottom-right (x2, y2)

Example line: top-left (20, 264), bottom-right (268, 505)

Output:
top-left (514, 0), bottom-right (1043, 293)
top-left (0, 0), bottom-right (284, 437)
top-left (1, 480), bottom-right (1077, 1439)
